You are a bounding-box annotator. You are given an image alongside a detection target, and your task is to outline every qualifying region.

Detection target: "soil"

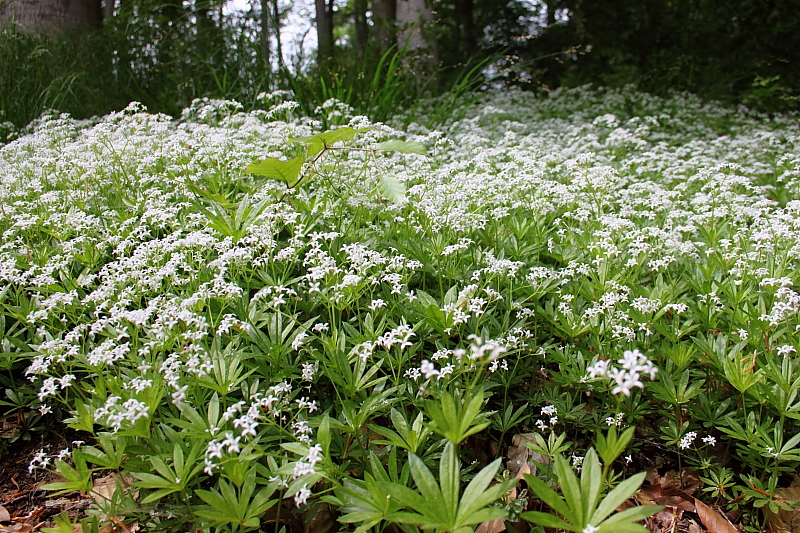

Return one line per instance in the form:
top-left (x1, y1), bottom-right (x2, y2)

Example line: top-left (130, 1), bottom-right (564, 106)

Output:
top-left (0, 426), bottom-right (93, 532)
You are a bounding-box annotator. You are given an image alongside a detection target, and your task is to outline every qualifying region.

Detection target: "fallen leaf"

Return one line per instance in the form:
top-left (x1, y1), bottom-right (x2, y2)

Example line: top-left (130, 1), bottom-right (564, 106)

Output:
top-left (695, 498), bottom-right (739, 533)
top-left (687, 516), bottom-right (703, 533)
top-left (0, 506), bottom-right (9, 523)
top-left (507, 434), bottom-right (550, 479)
top-left (91, 473), bottom-right (136, 505)
top-left (475, 518), bottom-right (506, 533)
top-left (660, 469), bottom-right (703, 495)
top-left (639, 484), bottom-right (696, 512)
top-left (764, 486), bottom-right (800, 533)
top-left (652, 507), bottom-right (681, 531)
top-left (91, 474), bottom-right (119, 504)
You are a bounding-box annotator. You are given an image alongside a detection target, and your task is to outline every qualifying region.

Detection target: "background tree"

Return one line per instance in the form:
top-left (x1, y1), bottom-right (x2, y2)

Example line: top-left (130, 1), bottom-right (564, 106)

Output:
top-left (0, 0), bottom-right (101, 32)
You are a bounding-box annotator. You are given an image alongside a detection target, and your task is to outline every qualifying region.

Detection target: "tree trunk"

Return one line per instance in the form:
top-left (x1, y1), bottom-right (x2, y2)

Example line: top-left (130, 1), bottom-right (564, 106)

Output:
top-left (102, 0), bottom-right (113, 20)
top-left (372, 0), bottom-right (396, 54)
top-left (314, 0), bottom-right (334, 69)
top-left (0, 0), bottom-right (102, 33)
top-left (354, 0), bottom-right (367, 58)
top-left (454, 0), bottom-right (475, 56)
top-left (260, 0), bottom-right (270, 67)
top-left (396, 0), bottom-right (437, 63)
top-left (271, 0), bottom-right (284, 70)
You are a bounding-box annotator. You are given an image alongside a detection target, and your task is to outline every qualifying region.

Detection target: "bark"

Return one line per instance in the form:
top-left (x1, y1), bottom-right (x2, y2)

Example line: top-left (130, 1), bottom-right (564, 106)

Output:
top-left (454, 0), bottom-right (475, 56)
top-left (260, 0), bottom-right (270, 66)
top-left (314, 0), bottom-right (333, 69)
top-left (353, 0), bottom-right (367, 58)
top-left (372, 0), bottom-right (396, 54)
top-left (396, 0), bottom-right (437, 63)
top-left (271, 0), bottom-right (283, 70)
top-left (102, 0), bottom-right (113, 20)
top-left (0, 0), bottom-right (102, 33)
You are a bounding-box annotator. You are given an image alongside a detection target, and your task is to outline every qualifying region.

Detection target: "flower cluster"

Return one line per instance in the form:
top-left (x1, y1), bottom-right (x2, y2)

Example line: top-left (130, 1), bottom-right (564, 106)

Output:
top-left (586, 349), bottom-right (658, 396)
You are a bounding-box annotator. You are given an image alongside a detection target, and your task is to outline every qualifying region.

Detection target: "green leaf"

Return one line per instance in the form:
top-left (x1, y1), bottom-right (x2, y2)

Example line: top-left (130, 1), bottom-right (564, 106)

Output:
top-left (580, 449), bottom-right (603, 524)
top-left (554, 454), bottom-right (584, 525)
top-left (591, 472), bottom-right (647, 525)
top-left (245, 157), bottom-right (304, 183)
top-left (377, 173), bottom-right (406, 204)
top-left (523, 473), bottom-right (574, 521)
top-left (596, 504), bottom-right (663, 530)
top-left (378, 481), bottom-right (439, 519)
top-left (185, 181), bottom-right (236, 208)
top-left (458, 507), bottom-right (507, 526)
top-left (440, 442), bottom-right (459, 522)
top-left (375, 140), bottom-right (427, 155)
top-left (520, 511), bottom-right (580, 532)
top-left (291, 127), bottom-right (373, 156)
top-left (408, 453), bottom-right (446, 510)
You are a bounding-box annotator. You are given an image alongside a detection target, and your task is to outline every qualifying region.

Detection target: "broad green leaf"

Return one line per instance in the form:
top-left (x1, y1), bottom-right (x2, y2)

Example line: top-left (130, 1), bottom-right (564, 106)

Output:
top-left (591, 472), bottom-right (647, 525)
top-left (458, 507), bottom-right (507, 526)
top-left (185, 181), bottom-right (236, 208)
top-left (285, 472), bottom-right (323, 497)
top-left (523, 473), bottom-right (574, 521)
top-left (245, 157), bottom-right (303, 183)
top-left (596, 504), bottom-right (663, 531)
top-left (520, 511), bottom-right (580, 532)
top-left (384, 511), bottom-right (441, 527)
top-left (377, 173), bottom-right (406, 204)
top-left (378, 481), bottom-right (440, 519)
top-left (291, 127), bottom-right (373, 156)
top-left (554, 454), bottom-right (584, 525)
top-left (408, 453), bottom-right (446, 510)
top-left (415, 290), bottom-right (438, 309)
top-left (375, 140), bottom-right (427, 155)
top-left (440, 442), bottom-right (459, 522)
top-left (280, 442), bottom-right (309, 456)
top-left (196, 488), bottom-right (228, 509)
top-left (581, 449), bottom-right (603, 524)
top-left (458, 458), bottom-right (508, 518)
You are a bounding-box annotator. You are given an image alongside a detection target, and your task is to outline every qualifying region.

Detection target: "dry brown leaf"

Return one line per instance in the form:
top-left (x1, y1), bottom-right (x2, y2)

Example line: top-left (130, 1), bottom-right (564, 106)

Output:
top-left (687, 516), bottom-right (703, 533)
top-left (0, 506), bottom-right (10, 523)
top-left (639, 484), bottom-right (696, 512)
top-left (507, 434), bottom-right (549, 479)
top-left (764, 486), bottom-right (800, 533)
top-left (0, 525), bottom-right (35, 533)
top-left (660, 469), bottom-right (703, 495)
top-left (475, 518), bottom-right (506, 533)
top-left (652, 508), bottom-right (681, 531)
top-left (91, 473), bottom-right (136, 505)
top-left (695, 498), bottom-right (739, 533)
top-left (91, 474), bottom-right (120, 504)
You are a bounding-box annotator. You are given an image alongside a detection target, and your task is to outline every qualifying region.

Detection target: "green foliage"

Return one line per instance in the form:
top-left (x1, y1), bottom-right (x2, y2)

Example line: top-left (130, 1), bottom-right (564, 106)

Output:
top-left (5, 83), bottom-right (800, 532)
top-left (380, 441), bottom-right (517, 533)
top-left (194, 468), bottom-right (278, 531)
top-left (424, 387), bottom-right (491, 445)
top-left (522, 449), bottom-right (662, 533)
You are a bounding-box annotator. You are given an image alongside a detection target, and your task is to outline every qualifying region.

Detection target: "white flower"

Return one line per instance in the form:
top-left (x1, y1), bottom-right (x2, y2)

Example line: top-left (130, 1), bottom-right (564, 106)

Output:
top-left (291, 332), bottom-right (308, 351)
top-left (368, 299), bottom-right (386, 311)
top-left (679, 431), bottom-right (697, 449)
top-left (294, 485), bottom-right (312, 506)
top-left (420, 360), bottom-right (439, 379)
top-left (541, 404), bottom-right (557, 416)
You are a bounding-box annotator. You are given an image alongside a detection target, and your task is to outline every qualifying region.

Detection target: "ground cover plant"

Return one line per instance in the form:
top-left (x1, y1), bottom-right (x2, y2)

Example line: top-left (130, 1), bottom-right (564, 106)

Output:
top-left (1, 85), bottom-right (800, 532)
